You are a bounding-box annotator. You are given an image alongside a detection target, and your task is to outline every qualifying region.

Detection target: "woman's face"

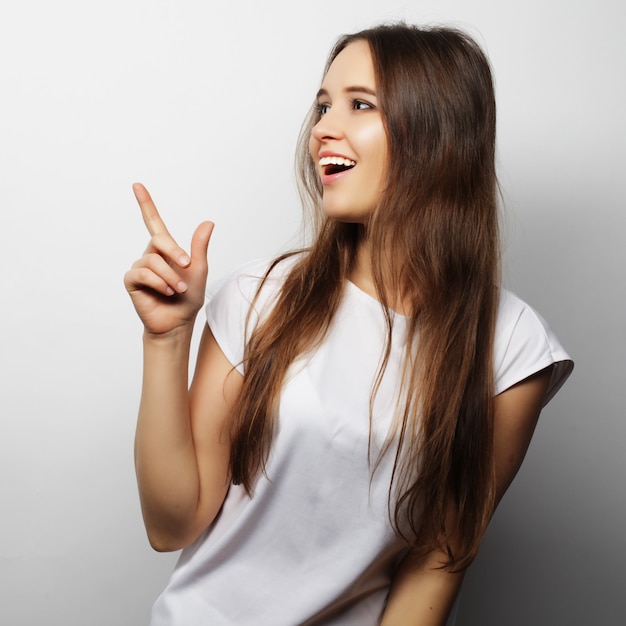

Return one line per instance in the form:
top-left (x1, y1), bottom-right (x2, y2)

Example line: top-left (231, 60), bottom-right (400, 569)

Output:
top-left (309, 40), bottom-right (388, 224)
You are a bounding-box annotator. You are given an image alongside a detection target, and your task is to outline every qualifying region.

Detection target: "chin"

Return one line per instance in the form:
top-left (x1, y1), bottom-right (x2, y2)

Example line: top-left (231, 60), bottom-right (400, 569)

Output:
top-left (322, 204), bottom-right (369, 225)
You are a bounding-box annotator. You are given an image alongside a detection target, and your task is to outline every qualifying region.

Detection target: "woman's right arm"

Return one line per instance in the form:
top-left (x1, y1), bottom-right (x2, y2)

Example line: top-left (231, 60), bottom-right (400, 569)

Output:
top-left (124, 183), bottom-right (242, 552)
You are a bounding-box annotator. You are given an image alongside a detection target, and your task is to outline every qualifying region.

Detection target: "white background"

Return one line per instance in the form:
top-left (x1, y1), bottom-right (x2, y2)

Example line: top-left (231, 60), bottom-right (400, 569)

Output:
top-left (1, 1), bottom-right (624, 624)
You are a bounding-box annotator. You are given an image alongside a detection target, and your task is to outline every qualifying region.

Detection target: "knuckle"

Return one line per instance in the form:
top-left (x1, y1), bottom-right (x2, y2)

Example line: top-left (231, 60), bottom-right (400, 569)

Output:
top-left (144, 252), bottom-right (166, 270)
top-left (136, 267), bottom-right (155, 283)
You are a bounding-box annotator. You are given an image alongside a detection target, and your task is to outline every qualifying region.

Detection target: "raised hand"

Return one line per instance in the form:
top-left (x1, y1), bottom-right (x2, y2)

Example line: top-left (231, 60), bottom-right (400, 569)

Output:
top-left (124, 183), bottom-right (214, 337)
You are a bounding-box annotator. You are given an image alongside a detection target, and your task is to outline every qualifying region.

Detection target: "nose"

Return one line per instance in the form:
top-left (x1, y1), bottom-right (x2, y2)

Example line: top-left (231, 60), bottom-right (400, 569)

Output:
top-left (311, 108), bottom-right (343, 143)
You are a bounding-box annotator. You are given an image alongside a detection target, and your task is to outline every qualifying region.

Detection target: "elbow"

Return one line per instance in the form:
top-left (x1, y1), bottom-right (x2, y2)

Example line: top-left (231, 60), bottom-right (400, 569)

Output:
top-left (144, 523), bottom-right (198, 553)
top-left (139, 496), bottom-right (224, 552)
top-left (148, 534), bottom-right (184, 553)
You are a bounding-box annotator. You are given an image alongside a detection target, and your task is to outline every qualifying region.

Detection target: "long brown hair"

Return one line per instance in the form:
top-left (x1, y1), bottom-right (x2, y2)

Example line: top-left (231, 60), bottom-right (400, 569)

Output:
top-left (228, 23), bottom-right (500, 571)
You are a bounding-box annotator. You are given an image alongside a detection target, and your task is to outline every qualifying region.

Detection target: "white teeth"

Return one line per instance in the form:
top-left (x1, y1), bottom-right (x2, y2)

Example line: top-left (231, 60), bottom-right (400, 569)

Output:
top-left (319, 156), bottom-right (356, 167)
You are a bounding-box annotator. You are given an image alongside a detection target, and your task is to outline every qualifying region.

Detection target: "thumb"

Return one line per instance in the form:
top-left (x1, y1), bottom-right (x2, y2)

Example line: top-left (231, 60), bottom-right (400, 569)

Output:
top-left (190, 221), bottom-right (214, 267)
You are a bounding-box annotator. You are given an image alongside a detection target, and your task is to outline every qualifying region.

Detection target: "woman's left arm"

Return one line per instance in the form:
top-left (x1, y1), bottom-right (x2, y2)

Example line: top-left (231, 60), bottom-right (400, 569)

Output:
top-left (380, 366), bottom-right (553, 626)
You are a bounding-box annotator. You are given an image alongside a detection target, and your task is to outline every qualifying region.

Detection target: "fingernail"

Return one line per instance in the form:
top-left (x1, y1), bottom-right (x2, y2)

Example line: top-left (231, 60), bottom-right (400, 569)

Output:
top-left (165, 286), bottom-right (175, 296)
top-left (179, 254), bottom-right (191, 266)
top-left (177, 281), bottom-right (188, 292)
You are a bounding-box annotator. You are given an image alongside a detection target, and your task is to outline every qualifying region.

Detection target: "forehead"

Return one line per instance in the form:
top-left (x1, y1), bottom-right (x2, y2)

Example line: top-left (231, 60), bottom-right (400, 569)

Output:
top-left (321, 39), bottom-right (376, 91)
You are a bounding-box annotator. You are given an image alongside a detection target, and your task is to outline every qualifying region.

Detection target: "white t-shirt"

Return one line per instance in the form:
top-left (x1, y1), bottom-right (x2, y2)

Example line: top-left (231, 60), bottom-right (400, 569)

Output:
top-left (150, 257), bottom-right (573, 626)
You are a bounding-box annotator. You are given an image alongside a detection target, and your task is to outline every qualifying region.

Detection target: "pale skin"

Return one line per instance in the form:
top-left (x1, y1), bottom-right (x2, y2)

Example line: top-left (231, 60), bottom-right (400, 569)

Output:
top-left (125, 41), bottom-right (552, 626)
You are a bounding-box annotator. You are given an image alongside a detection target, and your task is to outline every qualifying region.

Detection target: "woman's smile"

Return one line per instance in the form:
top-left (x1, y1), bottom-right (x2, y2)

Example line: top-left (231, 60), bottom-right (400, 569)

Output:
top-left (318, 153), bottom-right (357, 184)
top-left (309, 40), bottom-right (388, 224)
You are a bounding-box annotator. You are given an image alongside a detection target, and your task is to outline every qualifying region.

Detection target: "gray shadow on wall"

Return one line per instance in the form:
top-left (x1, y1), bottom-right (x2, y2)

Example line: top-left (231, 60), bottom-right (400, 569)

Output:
top-left (457, 429), bottom-right (625, 625)
top-left (456, 186), bottom-right (626, 626)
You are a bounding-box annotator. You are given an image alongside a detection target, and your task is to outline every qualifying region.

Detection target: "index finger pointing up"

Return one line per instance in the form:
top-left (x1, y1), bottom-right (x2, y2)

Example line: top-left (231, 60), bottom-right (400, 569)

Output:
top-left (133, 182), bottom-right (171, 237)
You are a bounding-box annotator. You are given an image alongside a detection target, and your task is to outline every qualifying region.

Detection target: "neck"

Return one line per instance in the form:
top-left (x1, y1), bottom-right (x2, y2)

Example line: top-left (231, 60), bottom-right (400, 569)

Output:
top-left (350, 234), bottom-right (375, 293)
top-left (349, 229), bottom-right (414, 316)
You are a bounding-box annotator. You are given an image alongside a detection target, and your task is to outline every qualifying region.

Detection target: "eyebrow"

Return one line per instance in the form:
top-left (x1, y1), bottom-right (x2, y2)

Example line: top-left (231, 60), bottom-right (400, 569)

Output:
top-left (315, 86), bottom-right (377, 100)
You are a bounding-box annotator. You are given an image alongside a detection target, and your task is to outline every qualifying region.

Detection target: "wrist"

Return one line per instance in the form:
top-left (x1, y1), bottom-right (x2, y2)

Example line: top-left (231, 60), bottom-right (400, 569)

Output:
top-left (142, 323), bottom-right (195, 347)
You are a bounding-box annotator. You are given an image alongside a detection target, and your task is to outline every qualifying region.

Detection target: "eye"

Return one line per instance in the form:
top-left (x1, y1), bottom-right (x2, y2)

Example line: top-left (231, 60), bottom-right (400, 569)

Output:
top-left (316, 102), bottom-right (331, 116)
top-left (352, 99), bottom-right (374, 111)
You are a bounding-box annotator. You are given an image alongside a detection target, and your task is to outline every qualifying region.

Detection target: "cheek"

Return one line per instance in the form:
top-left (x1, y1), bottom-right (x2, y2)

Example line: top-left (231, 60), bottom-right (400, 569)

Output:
top-left (359, 125), bottom-right (387, 167)
top-left (309, 132), bottom-right (319, 160)
top-left (378, 144), bottom-right (389, 180)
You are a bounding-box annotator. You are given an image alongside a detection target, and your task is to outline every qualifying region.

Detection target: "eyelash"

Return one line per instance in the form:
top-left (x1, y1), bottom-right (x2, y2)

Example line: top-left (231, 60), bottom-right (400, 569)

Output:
top-left (316, 99), bottom-right (374, 115)
top-left (352, 99), bottom-right (373, 111)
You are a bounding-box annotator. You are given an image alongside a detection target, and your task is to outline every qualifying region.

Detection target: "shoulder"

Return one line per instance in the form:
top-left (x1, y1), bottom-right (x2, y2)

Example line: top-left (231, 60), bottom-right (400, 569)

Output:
top-left (204, 253), bottom-right (303, 373)
top-left (207, 252), bottom-right (302, 310)
top-left (494, 289), bottom-right (574, 405)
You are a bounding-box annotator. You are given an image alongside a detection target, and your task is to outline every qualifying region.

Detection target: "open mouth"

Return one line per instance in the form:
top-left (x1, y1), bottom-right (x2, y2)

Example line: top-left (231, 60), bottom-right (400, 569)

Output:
top-left (320, 156), bottom-right (356, 176)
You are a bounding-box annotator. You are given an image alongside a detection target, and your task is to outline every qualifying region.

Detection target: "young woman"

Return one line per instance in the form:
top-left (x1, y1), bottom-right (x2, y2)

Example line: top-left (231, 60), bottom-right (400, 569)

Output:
top-left (125, 23), bottom-right (573, 626)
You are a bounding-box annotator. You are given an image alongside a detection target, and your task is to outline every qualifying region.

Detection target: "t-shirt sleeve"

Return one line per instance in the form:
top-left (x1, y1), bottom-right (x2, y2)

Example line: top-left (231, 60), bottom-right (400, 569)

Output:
top-left (494, 291), bottom-right (574, 406)
top-left (205, 260), bottom-right (272, 375)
